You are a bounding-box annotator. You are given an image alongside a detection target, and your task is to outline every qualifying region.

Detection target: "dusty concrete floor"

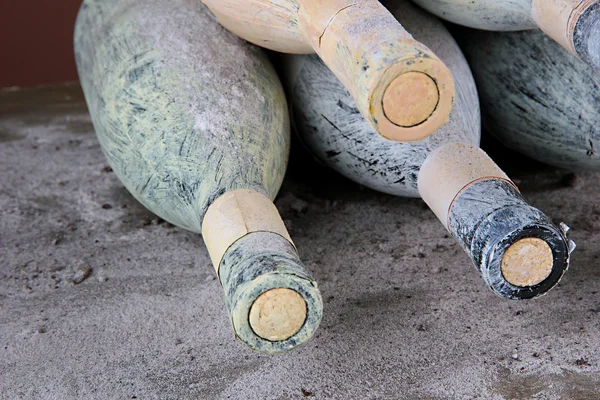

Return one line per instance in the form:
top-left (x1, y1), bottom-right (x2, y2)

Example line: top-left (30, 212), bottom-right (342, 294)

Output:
top-left (1, 83), bottom-right (600, 400)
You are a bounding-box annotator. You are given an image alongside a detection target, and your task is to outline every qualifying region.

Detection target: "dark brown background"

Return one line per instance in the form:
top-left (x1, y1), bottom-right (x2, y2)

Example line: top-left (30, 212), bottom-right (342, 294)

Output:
top-left (1, 1), bottom-right (82, 88)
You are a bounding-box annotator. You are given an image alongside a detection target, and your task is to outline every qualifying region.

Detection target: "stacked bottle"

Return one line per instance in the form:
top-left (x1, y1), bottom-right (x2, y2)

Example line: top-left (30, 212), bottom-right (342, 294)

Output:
top-left (410, 0), bottom-right (600, 70)
top-left (201, 0), bottom-right (456, 141)
top-left (74, 0), bottom-right (580, 357)
top-left (458, 29), bottom-right (600, 171)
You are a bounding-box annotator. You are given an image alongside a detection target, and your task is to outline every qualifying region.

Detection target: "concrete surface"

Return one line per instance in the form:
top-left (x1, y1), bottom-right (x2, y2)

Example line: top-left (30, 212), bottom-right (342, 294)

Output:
top-left (1, 83), bottom-right (600, 399)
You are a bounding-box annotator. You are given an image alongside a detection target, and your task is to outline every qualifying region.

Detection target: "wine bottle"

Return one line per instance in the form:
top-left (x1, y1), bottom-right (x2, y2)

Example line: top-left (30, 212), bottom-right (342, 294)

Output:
top-left (459, 29), bottom-right (600, 171)
top-left (200, 0), bottom-right (456, 142)
top-left (283, 0), bottom-right (574, 299)
top-left (75, 0), bottom-right (322, 353)
top-left (410, 0), bottom-right (600, 70)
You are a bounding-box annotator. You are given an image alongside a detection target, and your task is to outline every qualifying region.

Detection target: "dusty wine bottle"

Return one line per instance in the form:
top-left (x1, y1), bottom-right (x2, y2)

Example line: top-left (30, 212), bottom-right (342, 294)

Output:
top-left (200, 0), bottom-right (456, 142)
top-left (75, 0), bottom-right (323, 353)
top-left (459, 29), bottom-right (600, 171)
top-left (283, 0), bottom-right (574, 299)
top-left (410, 0), bottom-right (600, 70)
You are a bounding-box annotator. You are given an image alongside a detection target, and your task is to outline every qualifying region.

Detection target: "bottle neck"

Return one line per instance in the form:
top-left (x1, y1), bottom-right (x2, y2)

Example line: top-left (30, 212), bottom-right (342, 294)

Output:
top-left (201, 188), bottom-right (294, 275)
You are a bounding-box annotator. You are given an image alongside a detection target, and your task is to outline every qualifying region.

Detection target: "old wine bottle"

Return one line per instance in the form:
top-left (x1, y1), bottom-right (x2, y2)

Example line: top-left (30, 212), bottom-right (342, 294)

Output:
top-left (410, 0), bottom-right (600, 70)
top-left (75, 0), bottom-right (322, 353)
top-left (460, 29), bottom-right (600, 171)
top-left (201, 0), bottom-right (456, 142)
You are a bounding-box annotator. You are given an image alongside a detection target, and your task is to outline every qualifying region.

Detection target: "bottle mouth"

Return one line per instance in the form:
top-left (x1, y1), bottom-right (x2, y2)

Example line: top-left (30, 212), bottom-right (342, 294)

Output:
top-left (573, 1), bottom-right (600, 69)
top-left (229, 271), bottom-right (323, 354)
top-left (249, 288), bottom-right (308, 341)
top-left (482, 226), bottom-right (571, 300)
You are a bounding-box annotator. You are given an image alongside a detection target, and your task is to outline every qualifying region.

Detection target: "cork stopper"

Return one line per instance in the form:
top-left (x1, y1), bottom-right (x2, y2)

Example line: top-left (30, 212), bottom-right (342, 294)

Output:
top-left (382, 72), bottom-right (440, 128)
top-left (249, 288), bottom-right (307, 341)
top-left (373, 55), bottom-right (454, 143)
top-left (501, 238), bottom-right (554, 287)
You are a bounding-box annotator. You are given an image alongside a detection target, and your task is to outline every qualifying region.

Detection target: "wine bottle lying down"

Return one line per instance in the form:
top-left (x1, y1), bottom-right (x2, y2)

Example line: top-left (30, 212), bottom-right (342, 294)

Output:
top-left (75, 0), bottom-right (322, 353)
top-left (410, 0), bottom-right (600, 70)
top-left (201, 0), bottom-right (456, 143)
top-left (459, 29), bottom-right (600, 172)
top-left (284, 0), bottom-right (575, 300)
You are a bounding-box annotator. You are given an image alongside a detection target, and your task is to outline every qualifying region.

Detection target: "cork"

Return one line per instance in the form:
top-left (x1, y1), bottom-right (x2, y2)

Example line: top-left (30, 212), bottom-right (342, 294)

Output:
top-left (249, 288), bottom-right (307, 341)
top-left (417, 142), bottom-right (514, 229)
top-left (202, 189), bottom-right (294, 274)
top-left (501, 238), bottom-right (554, 287)
top-left (382, 72), bottom-right (440, 128)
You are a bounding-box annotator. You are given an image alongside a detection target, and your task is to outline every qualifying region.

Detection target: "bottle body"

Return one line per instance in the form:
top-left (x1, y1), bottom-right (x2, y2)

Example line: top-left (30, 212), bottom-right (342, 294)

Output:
top-left (75, 0), bottom-right (288, 231)
top-left (460, 29), bottom-right (600, 171)
top-left (409, 0), bottom-right (536, 31)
